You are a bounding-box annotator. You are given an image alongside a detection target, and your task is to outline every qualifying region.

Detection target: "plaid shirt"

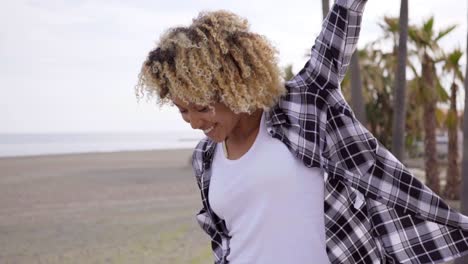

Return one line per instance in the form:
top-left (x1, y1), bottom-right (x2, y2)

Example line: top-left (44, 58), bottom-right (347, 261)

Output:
top-left (191, 0), bottom-right (468, 263)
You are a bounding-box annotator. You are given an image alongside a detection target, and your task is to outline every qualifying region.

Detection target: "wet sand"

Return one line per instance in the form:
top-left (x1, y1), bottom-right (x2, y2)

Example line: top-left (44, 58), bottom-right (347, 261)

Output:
top-left (0, 149), bottom-right (211, 264)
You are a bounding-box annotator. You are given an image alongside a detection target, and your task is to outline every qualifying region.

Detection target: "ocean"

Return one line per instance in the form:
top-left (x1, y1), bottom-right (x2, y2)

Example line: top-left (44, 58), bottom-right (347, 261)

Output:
top-left (0, 131), bottom-right (205, 157)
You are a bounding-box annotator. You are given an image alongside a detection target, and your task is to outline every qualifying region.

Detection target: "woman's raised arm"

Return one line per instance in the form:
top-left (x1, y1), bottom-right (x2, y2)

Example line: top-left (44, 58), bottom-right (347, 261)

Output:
top-left (288, 0), bottom-right (367, 89)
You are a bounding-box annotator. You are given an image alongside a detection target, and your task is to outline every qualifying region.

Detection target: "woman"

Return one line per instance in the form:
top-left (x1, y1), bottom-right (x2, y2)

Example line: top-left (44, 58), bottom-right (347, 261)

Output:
top-left (136, 0), bottom-right (468, 263)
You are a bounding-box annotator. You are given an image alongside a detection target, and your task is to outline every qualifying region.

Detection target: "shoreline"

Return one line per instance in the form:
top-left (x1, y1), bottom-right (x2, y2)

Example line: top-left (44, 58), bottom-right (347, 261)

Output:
top-left (0, 147), bottom-right (196, 160)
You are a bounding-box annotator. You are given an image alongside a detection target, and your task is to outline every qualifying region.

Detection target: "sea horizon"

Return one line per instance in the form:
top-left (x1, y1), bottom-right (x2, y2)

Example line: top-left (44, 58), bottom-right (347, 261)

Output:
top-left (0, 131), bottom-right (205, 158)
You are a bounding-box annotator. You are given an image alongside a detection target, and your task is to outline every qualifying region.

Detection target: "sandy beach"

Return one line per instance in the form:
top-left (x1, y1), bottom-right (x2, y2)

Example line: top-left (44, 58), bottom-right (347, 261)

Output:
top-left (1, 149), bottom-right (460, 264)
top-left (0, 149), bottom-right (212, 264)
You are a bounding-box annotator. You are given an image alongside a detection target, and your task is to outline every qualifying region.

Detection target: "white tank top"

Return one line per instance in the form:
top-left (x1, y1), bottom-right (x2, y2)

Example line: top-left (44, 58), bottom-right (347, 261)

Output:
top-left (209, 112), bottom-right (330, 263)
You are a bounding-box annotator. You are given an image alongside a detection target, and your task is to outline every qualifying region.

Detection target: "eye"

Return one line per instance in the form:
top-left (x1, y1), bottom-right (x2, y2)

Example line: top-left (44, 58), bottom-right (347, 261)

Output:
top-left (198, 107), bottom-right (210, 113)
top-left (178, 108), bottom-right (188, 114)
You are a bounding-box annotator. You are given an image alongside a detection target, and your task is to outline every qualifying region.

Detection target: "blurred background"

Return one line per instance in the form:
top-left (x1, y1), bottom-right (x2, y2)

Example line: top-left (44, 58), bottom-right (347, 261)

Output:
top-left (0, 0), bottom-right (466, 263)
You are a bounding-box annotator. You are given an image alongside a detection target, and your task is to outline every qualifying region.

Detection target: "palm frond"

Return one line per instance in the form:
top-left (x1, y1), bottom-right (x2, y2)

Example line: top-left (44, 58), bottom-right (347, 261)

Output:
top-left (435, 78), bottom-right (450, 102)
top-left (435, 25), bottom-right (457, 42)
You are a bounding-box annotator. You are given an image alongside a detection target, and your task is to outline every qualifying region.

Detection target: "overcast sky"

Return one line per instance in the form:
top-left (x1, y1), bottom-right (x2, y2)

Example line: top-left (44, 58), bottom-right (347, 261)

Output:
top-left (1, 0), bottom-right (466, 133)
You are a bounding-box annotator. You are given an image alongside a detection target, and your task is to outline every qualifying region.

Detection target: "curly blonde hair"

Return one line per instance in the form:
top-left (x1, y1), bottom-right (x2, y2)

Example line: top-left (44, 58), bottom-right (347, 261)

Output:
top-left (135, 10), bottom-right (286, 114)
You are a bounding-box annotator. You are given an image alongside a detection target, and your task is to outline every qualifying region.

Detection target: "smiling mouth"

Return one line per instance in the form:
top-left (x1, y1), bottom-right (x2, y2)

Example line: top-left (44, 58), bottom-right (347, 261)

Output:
top-left (203, 126), bottom-right (214, 134)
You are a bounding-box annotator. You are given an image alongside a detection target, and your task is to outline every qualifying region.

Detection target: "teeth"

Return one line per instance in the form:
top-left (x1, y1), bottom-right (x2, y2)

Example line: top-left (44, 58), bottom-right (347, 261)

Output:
top-left (203, 126), bottom-right (214, 134)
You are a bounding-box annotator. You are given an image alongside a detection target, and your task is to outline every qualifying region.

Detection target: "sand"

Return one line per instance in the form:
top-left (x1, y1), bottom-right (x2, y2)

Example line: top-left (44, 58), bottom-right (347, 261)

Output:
top-left (1, 150), bottom-right (458, 264)
top-left (0, 149), bottom-right (212, 264)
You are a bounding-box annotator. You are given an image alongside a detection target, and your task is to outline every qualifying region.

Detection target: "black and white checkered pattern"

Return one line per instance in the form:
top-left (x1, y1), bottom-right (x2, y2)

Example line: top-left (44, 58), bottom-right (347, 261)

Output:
top-left (191, 0), bottom-right (468, 263)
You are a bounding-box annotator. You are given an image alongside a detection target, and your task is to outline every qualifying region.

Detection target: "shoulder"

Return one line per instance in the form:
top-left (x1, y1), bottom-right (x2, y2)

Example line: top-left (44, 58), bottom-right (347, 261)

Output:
top-left (274, 80), bottom-right (331, 122)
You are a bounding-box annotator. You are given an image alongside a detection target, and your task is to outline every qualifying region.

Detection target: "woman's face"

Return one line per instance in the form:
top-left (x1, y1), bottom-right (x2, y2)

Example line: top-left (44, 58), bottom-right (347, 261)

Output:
top-left (172, 97), bottom-right (241, 143)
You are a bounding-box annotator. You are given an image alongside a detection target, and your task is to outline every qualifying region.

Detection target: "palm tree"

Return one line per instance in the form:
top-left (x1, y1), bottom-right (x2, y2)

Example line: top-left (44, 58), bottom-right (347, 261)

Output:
top-left (366, 16), bottom-right (402, 148)
top-left (463, 0), bottom-right (468, 202)
top-left (283, 64), bottom-right (294, 81)
top-left (463, 0), bottom-right (468, 208)
top-left (407, 58), bottom-right (450, 155)
top-left (350, 52), bottom-right (367, 125)
top-left (353, 17), bottom-right (405, 149)
top-left (408, 17), bottom-right (457, 195)
top-left (391, 0), bottom-right (408, 161)
top-left (378, 16), bottom-right (400, 51)
top-left (322, 0), bottom-right (329, 20)
top-left (455, 6), bottom-right (468, 264)
top-left (443, 49), bottom-right (464, 200)
top-left (346, 13), bottom-right (366, 126)
top-left (343, 45), bottom-right (395, 147)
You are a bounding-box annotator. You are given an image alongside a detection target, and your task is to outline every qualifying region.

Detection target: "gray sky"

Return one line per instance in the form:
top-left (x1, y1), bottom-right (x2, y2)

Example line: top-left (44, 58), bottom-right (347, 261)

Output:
top-left (1, 0), bottom-right (466, 133)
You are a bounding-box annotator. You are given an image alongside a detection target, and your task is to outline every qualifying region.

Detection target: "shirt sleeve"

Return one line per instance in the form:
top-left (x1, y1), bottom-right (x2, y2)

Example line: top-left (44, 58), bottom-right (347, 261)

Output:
top-left (287, 0), bottom-right (367, 90)
top-left (322, 98), bottom-right (463, 226)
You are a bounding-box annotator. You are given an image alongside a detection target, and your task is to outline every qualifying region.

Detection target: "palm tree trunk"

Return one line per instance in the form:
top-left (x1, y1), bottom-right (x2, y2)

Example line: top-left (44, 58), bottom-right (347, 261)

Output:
top-left (444, 83), bottom-right (460, 199)
top-left (391, 0), bottom-right (408, 160)
top-left (350, 52), bottom-right (367, 126)
top-left (462, 0), bottom-right (468, 213)
top-left (455, 7), bottom-right (468, 263)
top-left (322, 0), bottom-right (330, 20)
top-left (422, 54), bottom-right (440, 194)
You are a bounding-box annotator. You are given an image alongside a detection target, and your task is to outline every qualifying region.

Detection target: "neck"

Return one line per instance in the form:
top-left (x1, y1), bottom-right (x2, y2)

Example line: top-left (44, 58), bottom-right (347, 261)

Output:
top-left (226, 109), bottom-right (263, 144)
